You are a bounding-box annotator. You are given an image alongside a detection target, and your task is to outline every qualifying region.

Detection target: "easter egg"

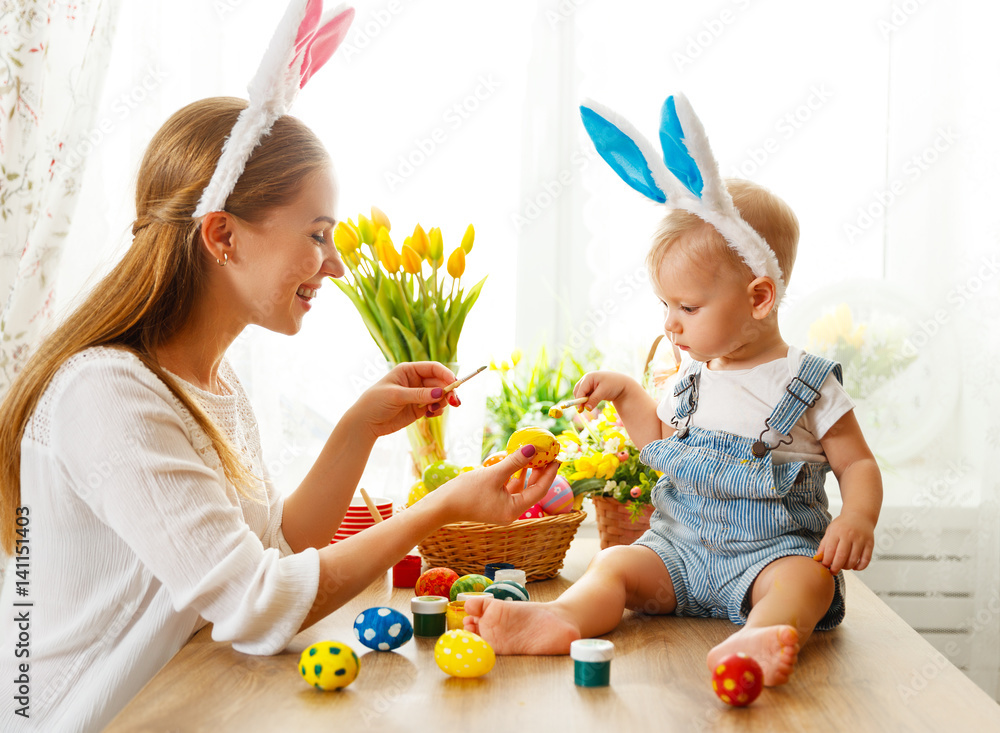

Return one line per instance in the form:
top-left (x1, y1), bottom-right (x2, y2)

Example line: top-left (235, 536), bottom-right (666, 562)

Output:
top-left (518, 503), bottom-right (546, 520)
top-left (540, 476), bottom-right (574, 515)
top-left (449, 573), bottom-right (492, 602)
top-left (422, 460), bottom-right (462, 490)
top-left (506, 427), bottom-right (560, 468)
top-left (482, 451), bottom-right (507, 467)
top-left (483, 580), bottom-right (529, 602)
top-left (298, 641), bottom-right (360, 691)
top-left (711, 652), bottom-right (764, 707)
top-left (407, 480), bottom-right (430, 506)
top-left (434, 629), bottom-right (496, 678)
top-left (415, 567), bottom-right (460, 598)
top-left (353, 607), bottom-right (413, 651)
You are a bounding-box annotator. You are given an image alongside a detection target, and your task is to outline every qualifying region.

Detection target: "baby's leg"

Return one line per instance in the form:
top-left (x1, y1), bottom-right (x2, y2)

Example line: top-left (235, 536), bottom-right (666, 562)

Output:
top-left (707, 555), bottom-right (835, 686)
top-left (463, 544), bottom-right (675, 655)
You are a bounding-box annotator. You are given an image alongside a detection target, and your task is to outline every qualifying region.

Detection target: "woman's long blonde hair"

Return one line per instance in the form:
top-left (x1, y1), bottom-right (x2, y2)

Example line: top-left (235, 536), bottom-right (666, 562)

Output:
top-left (0, 97), bottom-right (330, 555)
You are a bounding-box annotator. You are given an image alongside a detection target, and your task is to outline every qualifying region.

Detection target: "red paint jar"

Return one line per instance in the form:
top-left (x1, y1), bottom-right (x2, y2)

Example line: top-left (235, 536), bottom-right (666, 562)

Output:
top-left (392, 554), bottom-right (422, 588)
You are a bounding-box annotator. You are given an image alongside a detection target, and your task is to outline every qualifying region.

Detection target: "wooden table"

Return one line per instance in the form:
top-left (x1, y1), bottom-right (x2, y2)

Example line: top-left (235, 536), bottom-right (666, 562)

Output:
top-left (106, 524), bottom-right (1000, 732)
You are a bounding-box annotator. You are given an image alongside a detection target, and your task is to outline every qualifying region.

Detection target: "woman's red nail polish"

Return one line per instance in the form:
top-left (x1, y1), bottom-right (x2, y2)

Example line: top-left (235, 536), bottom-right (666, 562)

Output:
top-left (425, 409), bottom-right (434, 418)
top-left (520, 445), bottom-right (536, 457)
top-left (431, 387), bottom-right (443, 399)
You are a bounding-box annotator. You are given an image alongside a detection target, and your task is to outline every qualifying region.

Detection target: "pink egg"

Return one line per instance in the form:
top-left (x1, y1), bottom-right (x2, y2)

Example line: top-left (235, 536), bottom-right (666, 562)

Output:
top-left (540, 476), bottom-right (574, 515)
top-left (518, 504), bottom-right (546, 520)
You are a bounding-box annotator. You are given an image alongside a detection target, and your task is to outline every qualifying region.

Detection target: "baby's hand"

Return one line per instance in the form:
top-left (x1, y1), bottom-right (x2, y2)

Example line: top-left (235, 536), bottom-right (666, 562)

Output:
top-left (814, 511), bottom-right (876, 575)
top-left (573, 371), bottom-right (633, 411)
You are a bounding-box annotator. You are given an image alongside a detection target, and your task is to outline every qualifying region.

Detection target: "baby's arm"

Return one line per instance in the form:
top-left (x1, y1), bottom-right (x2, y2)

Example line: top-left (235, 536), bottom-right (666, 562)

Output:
top-left (573, 371), bottom-right (669, 450)
top-left (816, 410), bottom-right (883, 575)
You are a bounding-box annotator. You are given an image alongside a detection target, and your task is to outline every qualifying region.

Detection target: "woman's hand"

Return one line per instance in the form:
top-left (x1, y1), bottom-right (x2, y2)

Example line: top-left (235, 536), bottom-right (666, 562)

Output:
top-left (430, 445), bottom-right (562, 526)
top-left (350, 361), bottom-right (461, 439)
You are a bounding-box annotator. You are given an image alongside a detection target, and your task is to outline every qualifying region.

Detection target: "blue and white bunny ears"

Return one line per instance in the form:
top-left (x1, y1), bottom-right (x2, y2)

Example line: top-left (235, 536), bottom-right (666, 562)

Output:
top-left (193, 0), bottom-right (355, 218)
top-left (580, 94), bottom-right (786, 304)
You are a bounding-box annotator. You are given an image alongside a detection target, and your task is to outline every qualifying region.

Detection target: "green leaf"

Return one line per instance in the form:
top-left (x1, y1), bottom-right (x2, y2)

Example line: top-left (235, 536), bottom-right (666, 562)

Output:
top-left (392, 317), bottom-right (429, 361)
top-left (331, 279), bottom-right (394, 359)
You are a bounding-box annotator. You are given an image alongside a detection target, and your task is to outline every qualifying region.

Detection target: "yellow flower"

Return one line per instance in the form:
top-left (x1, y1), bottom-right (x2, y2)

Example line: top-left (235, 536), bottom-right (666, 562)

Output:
top-left (333, 221), bottom-right (359, 255)
top-left (357, 214), bottom-right (375, 244)
top-left (410, 223), bottom-right (429, 257)
top-left (370, 206), bottom-right (391, 233)
top-left (401, 244), bottom-right (422, 274)
top-left (375, 229), bottom-right (401, 273)
top-left (807, 304), bottom-right (866, 351)
top-left (511, 348), bottom-right (522, 366)
top-left (461, 224), bottom-right (475, 254)
top-left (447, 247), bottom-right (466, 278)
top-left (428, 226), bottom-right (444, 264)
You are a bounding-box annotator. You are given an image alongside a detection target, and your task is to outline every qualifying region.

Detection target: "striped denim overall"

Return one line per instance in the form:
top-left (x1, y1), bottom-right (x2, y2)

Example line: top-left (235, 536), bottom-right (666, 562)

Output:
top-left (635, 353), bottom-right (847, 628)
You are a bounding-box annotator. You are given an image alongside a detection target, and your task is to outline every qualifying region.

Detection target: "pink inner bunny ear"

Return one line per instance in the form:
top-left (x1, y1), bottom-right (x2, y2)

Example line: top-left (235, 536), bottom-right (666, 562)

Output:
top-left (294, 0), bottom-right (324, 52)
top-left (299, 6), bottom-right (355, 88)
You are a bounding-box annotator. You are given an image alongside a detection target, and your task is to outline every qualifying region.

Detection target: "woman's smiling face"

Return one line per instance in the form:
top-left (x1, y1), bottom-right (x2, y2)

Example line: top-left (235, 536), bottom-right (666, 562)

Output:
top-left (229, 168), bottom-right (344, 335)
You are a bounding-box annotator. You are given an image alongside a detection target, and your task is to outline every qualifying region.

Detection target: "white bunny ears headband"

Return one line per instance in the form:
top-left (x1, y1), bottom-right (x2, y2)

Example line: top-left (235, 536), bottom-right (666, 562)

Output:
top-left (579, 94), bottom-right (786, 305)
top-left (193, 0), bottom-right (355, 218)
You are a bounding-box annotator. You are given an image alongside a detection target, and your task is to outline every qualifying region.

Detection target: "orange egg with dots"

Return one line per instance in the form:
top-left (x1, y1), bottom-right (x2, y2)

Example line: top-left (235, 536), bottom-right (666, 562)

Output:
top-left (482, 451), bottom-right (507, 467)
top-left (506, 427), bottom-right (559, 469)
top-left (711, 652), bottom-right (763, 707)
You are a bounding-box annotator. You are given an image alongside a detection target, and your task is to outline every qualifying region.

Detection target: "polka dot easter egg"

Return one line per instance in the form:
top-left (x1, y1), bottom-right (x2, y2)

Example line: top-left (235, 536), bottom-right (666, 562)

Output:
top-left (434, 630), bottom-right (496, 678)
top-left (449, 574), bottom-right (492, 602)
top-left (353, 607), bottom-right (413, 651)
top-left (406, 480), bottom-right (430, 506)
top-left (422, 460), bottom-right (462, 491)
top-left (483, 580), bottom-right (529, 602)
top-left (506, 427), bottom-right (560, 469)
top-left (415, 567), bottom-right (460, 598)
top-left (518, 503), bottom-right (546, 520)
top-left (540, 475), bottom-right (574, 515)
top-left (711, 652), bottom-right (764, 707)
top-left (298, 641), bottom-right (360, 691)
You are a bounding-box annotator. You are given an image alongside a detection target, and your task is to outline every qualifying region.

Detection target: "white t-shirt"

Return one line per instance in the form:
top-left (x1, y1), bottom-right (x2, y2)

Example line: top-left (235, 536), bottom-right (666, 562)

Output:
top-left (0, 347), bottom-right (319, 732)
top-left (655, 346), bottom-right (855, 464)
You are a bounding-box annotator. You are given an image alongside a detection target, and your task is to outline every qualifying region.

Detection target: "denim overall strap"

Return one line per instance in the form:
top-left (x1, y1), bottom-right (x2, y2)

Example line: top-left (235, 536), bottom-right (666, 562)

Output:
top-left (671, 362), bottom-right (703, 431)
top-left (753, 353), bottom-right (843, 456)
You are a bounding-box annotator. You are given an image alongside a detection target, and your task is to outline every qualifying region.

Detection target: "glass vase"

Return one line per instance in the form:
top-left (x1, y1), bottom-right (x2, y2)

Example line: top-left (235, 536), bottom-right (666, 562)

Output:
top-left (390, 361), bottom-right (458, 478)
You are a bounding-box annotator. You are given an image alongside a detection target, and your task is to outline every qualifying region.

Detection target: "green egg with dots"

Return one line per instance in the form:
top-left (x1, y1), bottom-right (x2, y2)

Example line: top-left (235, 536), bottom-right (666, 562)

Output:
top-left (422, 460), bottom-right (462, 491)
top-left (298, 641), bottom-right (360, 691)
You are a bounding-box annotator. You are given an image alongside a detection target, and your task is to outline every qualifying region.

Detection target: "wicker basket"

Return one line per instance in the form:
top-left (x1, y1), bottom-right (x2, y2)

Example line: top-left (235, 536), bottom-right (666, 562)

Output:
top-left (592, 496), bottom-right (654, 550)
top-left (418, 510), bottom-right (586, 582)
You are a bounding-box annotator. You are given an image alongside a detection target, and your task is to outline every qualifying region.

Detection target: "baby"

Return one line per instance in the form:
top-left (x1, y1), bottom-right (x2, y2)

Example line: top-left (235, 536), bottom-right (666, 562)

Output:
top-left (464, 179), bottom-right (883, 686)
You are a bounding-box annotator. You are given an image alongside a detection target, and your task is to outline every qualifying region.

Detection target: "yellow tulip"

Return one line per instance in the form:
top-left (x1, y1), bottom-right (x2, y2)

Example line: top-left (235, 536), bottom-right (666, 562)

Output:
top-left (461, 224), bottom-right (475, 254)
top-left (428, 226), bottom-right (444, 263)
top-left (357, 215), bottom-right (375, 244)
top-left (447, 246), bottom-right (466, 278)
top-left (333, 221), bottom-right (359, 255)
top-left (401, 244), bottom-right (422, 274)
top-left (511, 348), bottom-right (522, 366)
top-left (375, 230), bottom-right (401, 273)
top-left (410, 224), bottom-right (429, 257)
top-left (371, 206), bottom-right (391, 233)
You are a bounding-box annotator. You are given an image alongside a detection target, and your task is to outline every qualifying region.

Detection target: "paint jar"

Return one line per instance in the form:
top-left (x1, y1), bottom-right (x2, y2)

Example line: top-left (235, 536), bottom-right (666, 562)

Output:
top-left (484, 562), bottom-right (515, 580)
top-left (446, 601), bottom-right (467, 630)
top-left (455, 591), bottom-right (491, 603)
top-left (493, 568), bottom-right (527, 586)
top-left (411, 595), bottom-right (448, 637)
top-left (392, 553), bottom-right (422, 588)
top-left (570, 639), bottom-right (615, 687)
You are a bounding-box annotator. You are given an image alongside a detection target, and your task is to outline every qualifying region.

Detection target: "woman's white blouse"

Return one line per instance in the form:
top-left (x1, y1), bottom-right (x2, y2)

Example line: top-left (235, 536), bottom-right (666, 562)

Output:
top-left (0, 346), bottom-right (319, 732)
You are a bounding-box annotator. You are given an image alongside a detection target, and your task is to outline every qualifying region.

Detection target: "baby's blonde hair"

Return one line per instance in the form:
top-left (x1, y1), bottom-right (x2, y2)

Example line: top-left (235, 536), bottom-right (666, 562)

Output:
top-left (646, 178), bottom-right (799, 288)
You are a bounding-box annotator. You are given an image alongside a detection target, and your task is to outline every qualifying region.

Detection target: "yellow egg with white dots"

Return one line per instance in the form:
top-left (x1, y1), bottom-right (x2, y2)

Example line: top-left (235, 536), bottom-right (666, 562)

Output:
top-left (433, 629), bottom-right (496, 678)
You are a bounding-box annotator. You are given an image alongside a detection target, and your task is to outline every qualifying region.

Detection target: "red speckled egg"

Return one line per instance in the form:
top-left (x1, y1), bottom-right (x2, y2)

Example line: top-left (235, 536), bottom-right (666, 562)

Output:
top-left (415, 567), bottom-right (460, 598)
top-left (711, 653), bottom-right (764, 707)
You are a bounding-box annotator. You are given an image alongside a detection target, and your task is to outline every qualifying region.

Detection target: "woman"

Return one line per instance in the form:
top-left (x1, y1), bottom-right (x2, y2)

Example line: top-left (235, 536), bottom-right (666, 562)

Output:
top-left (0, 97), bottom-right (558, 732)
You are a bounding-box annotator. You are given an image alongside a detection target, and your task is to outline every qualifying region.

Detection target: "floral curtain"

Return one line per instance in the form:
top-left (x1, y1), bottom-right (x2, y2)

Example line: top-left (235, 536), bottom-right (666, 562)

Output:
top-left (0, 0), bottom-right (121, 396)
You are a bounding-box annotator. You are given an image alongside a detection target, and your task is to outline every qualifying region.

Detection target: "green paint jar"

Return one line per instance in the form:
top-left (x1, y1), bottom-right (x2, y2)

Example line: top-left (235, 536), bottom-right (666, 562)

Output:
top-left (570, 639), bottom-right (614, 687)
top-left (410, 595), bottom-right (448, 637)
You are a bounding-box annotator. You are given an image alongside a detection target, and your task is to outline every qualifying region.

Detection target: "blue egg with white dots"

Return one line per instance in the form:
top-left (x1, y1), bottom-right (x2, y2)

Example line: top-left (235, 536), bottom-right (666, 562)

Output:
top-left (353, 606), bottom-right (413, 651)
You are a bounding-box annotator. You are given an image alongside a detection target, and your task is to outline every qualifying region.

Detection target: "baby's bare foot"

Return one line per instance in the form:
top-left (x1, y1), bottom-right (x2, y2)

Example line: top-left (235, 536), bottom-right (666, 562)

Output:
top-left (707, 625), bottom-right (800, 686)
top-left (463, 597), bottom-right (582, 655)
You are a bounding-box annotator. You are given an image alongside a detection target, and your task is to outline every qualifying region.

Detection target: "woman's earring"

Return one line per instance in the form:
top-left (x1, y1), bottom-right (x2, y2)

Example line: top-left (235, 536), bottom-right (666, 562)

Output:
top-left (217, 252), bottom-right (228, 267)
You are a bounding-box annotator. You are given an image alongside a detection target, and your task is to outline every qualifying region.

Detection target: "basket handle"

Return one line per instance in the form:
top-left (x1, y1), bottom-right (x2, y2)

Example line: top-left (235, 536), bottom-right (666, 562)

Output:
top-left (643, 334), bottom-right (681, 377)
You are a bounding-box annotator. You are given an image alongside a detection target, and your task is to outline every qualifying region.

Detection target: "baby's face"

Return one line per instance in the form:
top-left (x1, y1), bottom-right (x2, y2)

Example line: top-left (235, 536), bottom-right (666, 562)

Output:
top-left (654, 241), bottom-right (760, 364)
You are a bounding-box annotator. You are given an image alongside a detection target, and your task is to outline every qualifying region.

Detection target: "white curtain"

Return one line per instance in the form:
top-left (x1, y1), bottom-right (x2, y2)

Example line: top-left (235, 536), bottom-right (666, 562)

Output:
top-left (0, 0), bottom-right (121, 394)
top-left (514, 0), bottom-right (999, 699)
